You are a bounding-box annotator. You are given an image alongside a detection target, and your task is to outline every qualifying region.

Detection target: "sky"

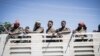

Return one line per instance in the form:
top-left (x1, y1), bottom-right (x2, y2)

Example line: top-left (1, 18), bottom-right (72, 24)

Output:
top-left (0, 0), bottom-right (100, 32)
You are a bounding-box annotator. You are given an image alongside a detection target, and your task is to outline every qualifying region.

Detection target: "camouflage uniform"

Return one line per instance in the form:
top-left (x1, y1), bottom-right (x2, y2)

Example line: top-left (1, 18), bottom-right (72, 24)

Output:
top-left (56, 27), bottom-right (70, 33)
top-left (34, 27), bottom-right (44, 33)
top-left (46, 27), bottom-right (55, 34)
top-left (10, 27), bottom-right (23, 34)
top-left (76, 27), bottom-right (86, 33)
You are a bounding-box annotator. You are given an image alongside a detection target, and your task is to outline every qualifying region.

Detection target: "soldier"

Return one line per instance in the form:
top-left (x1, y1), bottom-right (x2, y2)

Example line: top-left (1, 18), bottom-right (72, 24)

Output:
top-left (24, 26), bottom-right (32, 34)
top-left (93, 24), bottom-right (100, 32)
top-left (56, 20), bottom-right (71, 34)
top-left (75, 21), bottom-right (87, 33)
top-left (9, 20), bottom-right (23, 35)
top-left (33, 21), bottom-right (44, 33)
top-left (97, 24), bottom-right (100, 32)
top-left (46, 20), bottom-right (55, 34)
top-left (74, 21), bottom-right (87, 41)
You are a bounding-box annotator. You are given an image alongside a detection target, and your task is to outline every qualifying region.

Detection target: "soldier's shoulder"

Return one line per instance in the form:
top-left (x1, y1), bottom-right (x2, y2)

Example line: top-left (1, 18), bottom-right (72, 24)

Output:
top-left (40, 27), bottom-right (44, 30)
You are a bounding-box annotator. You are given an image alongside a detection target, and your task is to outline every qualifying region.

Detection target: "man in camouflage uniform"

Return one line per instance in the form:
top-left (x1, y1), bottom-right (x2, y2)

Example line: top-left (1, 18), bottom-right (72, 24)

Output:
top-left (9, 20), bottom-right (23, 35)
top-left (46, 20), bottom-right (55, 34)
top-left (24, 26), bottom-right (32, 34)
top-left (75, 21), bottom-right (87, 41)
top-left (33, 21), bottom-right (44, 33)
top-left (56, 20), bottom-right (71, 34)
top-left (75, 21), bottom-right (87, 33)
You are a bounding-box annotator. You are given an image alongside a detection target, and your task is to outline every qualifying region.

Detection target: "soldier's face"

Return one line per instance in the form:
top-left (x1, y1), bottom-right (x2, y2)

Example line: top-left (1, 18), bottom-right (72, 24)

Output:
top-left (79, 23), bottom-right (84, 27)
top-left (48, 22), bottom-right (53, 28)
top-left (36, 23), bottom-right (40, 28)
top-left (14, 23), bottom-right (20, 28)
top-left (61, 21), bottom-right (66, 27)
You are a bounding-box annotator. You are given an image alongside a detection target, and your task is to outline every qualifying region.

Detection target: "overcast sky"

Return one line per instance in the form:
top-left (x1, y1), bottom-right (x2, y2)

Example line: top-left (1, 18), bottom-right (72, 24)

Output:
top-left (0, 0), bottom-right (100, 32)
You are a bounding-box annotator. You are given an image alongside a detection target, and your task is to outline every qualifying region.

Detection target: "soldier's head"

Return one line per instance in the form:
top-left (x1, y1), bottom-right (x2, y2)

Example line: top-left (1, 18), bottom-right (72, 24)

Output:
top-left (14, 21), bottom-right (20, 29)
top-left (35, 21), bottom-right (41, 28)
top-left (25, 26), bottom-right (30, 33)
top-left (77, 21), bottom-right (87, 31)
top-left (48, 20), bottom-right (53, 28)
top-left (61, 20), bottom-right (66, 28)
top-left (78, 21), bottom-right (85, 27)
top-left (25, 26), bottom-right (29, 29)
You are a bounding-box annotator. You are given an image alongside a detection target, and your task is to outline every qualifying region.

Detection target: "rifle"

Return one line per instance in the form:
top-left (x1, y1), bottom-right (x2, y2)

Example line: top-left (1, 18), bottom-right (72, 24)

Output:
top-left (65, 31), bottom-right (74, 53)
